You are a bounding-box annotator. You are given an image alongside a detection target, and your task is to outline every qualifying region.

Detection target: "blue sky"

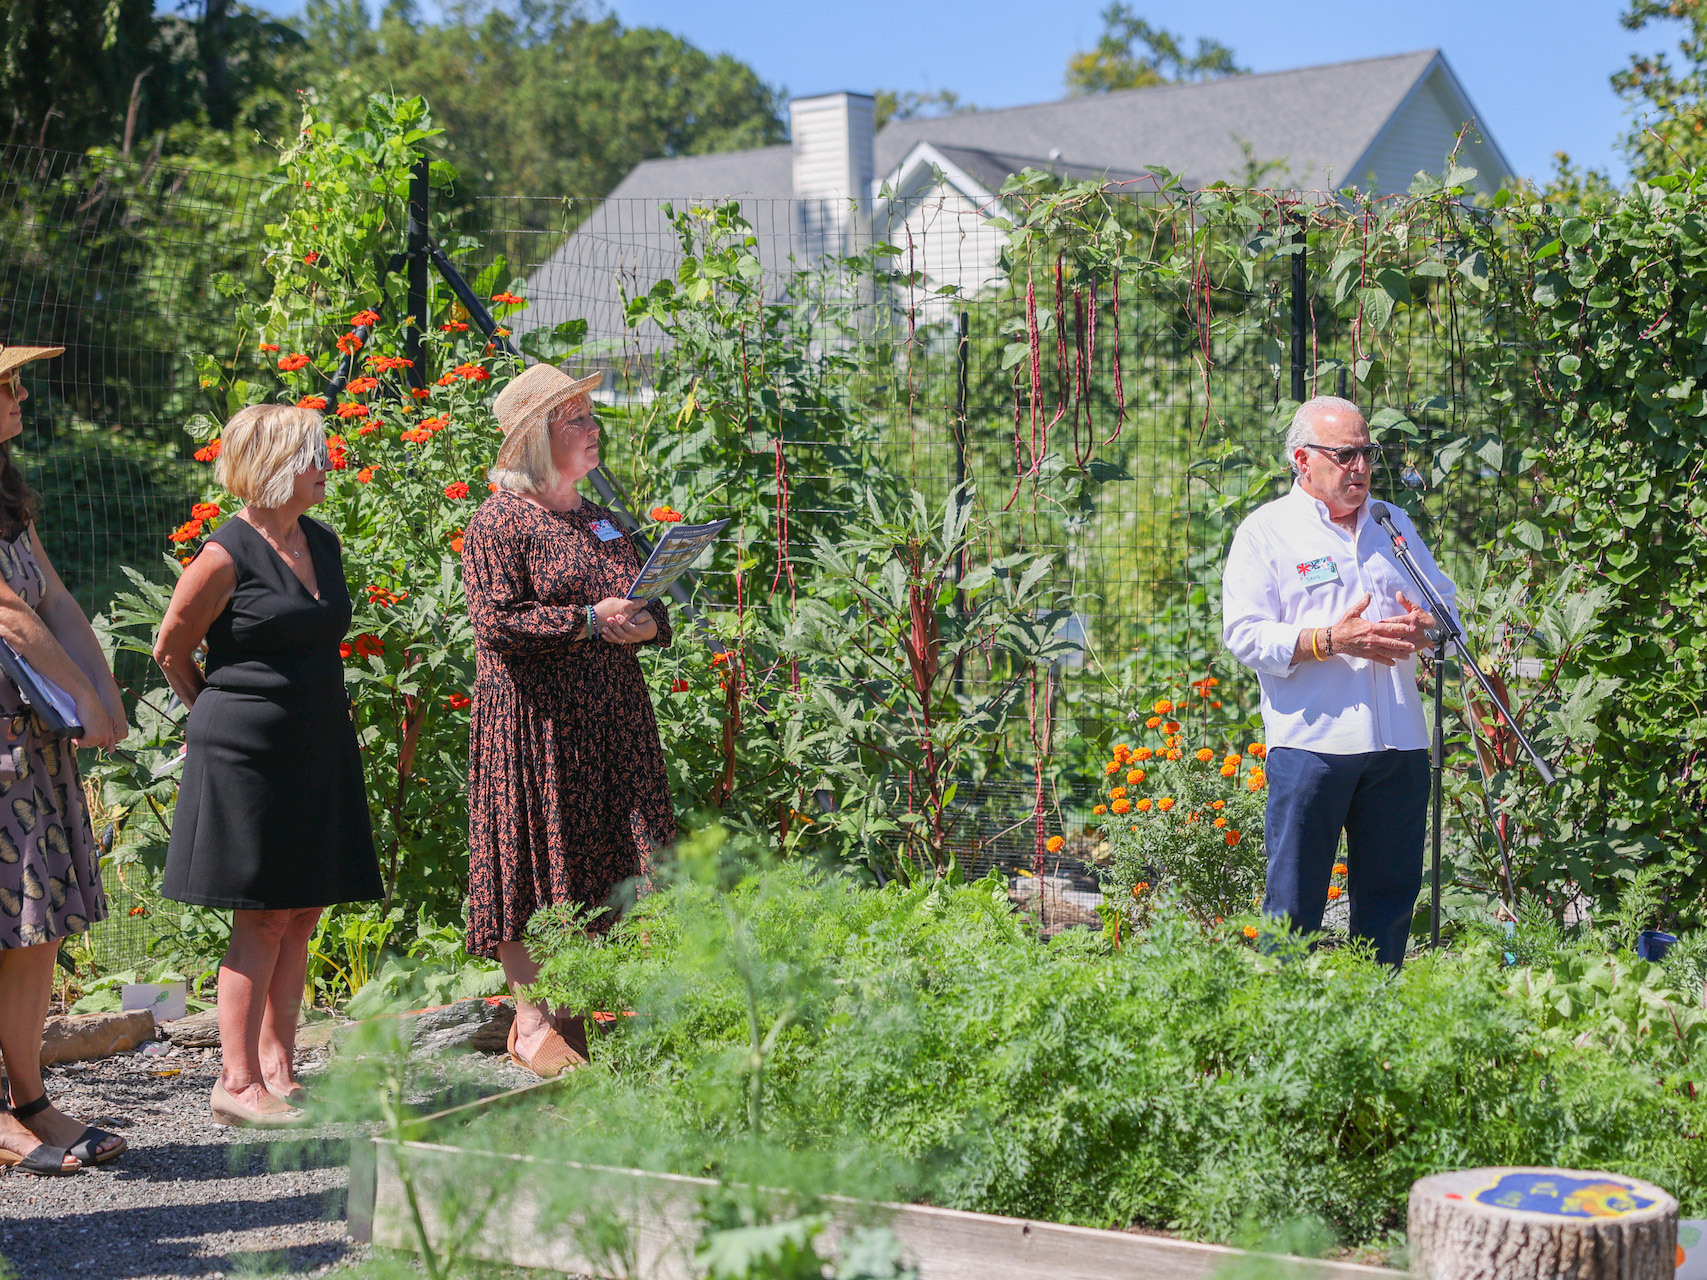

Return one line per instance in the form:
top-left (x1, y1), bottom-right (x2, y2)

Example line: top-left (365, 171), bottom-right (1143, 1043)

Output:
top-left (253, 1), bottom-right (1680, 183)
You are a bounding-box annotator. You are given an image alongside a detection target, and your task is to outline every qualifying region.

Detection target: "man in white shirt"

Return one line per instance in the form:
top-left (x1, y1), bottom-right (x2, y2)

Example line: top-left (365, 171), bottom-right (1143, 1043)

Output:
top-left (1221, 396), bottom-right (1455, 967)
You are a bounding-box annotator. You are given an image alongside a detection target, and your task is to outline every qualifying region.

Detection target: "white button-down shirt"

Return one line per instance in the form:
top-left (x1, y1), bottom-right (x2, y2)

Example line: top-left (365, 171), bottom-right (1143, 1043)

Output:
top-left (1221, 484), bottom-right (1458, 754)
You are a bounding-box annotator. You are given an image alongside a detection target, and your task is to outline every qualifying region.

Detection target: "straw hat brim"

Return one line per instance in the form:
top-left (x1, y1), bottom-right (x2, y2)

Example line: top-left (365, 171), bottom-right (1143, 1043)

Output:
top-left (492, 368), bottom-right (603, 473)
top-left (0, 345), bottom-right (64, 380)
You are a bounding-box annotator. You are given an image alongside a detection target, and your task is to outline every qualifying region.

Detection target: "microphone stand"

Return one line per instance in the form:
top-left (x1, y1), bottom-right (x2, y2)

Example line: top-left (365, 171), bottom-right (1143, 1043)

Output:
top-left (1368, 503), bottom-right (1556, 946)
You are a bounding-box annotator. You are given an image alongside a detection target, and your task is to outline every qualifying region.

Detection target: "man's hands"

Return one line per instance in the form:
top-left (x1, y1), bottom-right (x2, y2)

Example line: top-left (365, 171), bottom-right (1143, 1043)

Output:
top-left (1316, 592), bottom-right (1432, 668)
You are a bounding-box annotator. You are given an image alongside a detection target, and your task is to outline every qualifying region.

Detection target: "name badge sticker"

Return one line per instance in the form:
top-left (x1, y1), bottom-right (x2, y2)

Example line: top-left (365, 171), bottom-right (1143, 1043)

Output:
top-left (1295, 555), bottom-right (1340, 588)
top-left (590, 520), bottom-right (624, 542)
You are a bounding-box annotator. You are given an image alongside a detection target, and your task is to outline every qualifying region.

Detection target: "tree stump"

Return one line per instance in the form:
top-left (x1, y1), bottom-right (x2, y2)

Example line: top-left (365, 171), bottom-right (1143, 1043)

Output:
top-left (1410, 1167), bottom-right (1678, 1280)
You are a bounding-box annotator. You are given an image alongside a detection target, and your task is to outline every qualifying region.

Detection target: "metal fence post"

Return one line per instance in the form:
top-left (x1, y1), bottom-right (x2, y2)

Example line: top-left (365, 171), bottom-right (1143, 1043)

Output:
top-left (1290, 217), bottom-right (1307, 404)
top-left (405, 158), bottom-right (429, 390)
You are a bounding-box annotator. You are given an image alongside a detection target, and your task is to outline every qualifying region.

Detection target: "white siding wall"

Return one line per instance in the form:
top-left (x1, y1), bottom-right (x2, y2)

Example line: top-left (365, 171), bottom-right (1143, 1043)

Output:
top-left (790, 92), bottom-right (876, 258)
top-left (1353, 68), bottom-right (1509, 196)
top-left (889, 184), bottom-right (1008, 319)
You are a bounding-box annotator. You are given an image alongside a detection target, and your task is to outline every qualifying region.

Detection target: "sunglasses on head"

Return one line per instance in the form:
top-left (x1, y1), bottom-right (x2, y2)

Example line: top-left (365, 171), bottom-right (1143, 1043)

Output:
top-left (1303, 443), bottom-right (1383, 467)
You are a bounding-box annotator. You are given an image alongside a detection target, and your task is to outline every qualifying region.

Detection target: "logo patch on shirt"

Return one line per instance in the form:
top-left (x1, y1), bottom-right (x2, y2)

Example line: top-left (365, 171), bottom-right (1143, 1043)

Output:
top-left (590, 519), bottom-right (623, 542)
top-left (1295, 555), bottom-right (1340, 587)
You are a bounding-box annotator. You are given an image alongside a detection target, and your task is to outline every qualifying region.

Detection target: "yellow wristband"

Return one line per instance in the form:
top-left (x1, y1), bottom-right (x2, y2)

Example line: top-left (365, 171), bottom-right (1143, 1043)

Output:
top-left (1310, 628), bottom-right (1323, 661)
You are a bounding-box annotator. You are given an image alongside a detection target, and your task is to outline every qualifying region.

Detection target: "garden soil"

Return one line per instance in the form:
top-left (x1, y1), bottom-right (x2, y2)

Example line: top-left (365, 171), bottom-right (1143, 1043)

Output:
top-left (0, 1034), bottom-right (538, 1279)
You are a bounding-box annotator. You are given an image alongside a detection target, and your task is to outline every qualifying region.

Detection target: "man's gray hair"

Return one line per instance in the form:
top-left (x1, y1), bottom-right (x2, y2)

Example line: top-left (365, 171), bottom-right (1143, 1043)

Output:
top-left (1284, 395), bottom-right (1363, 476)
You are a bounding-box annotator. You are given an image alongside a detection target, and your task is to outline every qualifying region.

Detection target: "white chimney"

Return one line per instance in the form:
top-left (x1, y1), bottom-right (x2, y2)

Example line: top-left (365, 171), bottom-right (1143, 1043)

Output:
top-left (790, 92), bottom-right (875, 258)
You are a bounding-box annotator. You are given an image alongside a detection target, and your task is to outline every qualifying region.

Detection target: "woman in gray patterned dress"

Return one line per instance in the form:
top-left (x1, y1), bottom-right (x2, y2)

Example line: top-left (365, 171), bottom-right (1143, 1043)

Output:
top-left (0, 344), bottom-right (129, 1174)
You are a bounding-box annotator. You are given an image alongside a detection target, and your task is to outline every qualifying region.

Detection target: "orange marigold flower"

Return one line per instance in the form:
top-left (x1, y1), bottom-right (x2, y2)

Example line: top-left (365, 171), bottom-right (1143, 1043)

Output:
top-left (1135, 798), bottom-right (1153, 812)
top-left (444, 481), bottom-right (471, 499)
top-left (1248, 743), bottom-right (1267, 758)
top-left (1153, 698), bottom-right (1173, 715)
top-left (1220, 764), bottom-right (1237, 777)
top-left (1093, 804), bottom-right (1107, 816)
top-left (1046, 835), bottom-right (1064, 853)
top-left (1134, 747), bottom-right (1153, 762)
top-left (1108, 786), bottom-right (1127, 800)
top-left (445, 693), bottom-right (471, 710)
top-left (1212, 799), bottom-right (1225, 810)
top-left (1333, 862), bottom-right (1348, 876)
top-left (1164, 720), bottom-right (1180, 734)
top-left (190, 502), bottom-right (221, 521)
top-left (349, 309), bottom-right (381, 327)
top-left (1213, 816), bottom-right (1227, 828)
top-left (1104, 761), bottom-right (1119, 775)
top-left (1126, 769), bottom-right (1145, 785)
top-left (346, 376), bottom-right (379, 395)
top-left (1111, 798), bottom-right (1132, 815)
top-left (1166, 749), bottom-right (1183, 761)
top-left (335, 402), bottom-right (369, 419)
top-left (1226, 830), bottom-right (1242, 846)
top-left (278, 353), bottom-right (311, 371)
top-left (1157, 797), bottom-right (1175, 812)
top-left (1131, 882), bottom-right (1149, 898)
top-left (1196, 748), bottom-right (1215, 763)
top-left (1113, 742), bottom-right (1132, 760)
top-left (650, 505), bottom-right (683, 523)
top-left (168, 519), bottom-right (204, 544)
top-left (1243, 924), bottom-right (1258, 939)
top-left (1224, 754), bottom-right (1242, 768)
top-left (1327, 884), bottom-right (1343, 900)
top-left (1164, 735), bottom-right (1180, 750)
top-left (1145, 715), bottom-right (1161, 729)
top-left (298, 395), bottom-right (327, 410)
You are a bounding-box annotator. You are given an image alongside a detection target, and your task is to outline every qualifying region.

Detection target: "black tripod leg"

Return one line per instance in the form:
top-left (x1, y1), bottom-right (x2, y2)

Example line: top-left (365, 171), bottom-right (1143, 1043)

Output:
top-left (1431, 645), bottom-right (1445, 947)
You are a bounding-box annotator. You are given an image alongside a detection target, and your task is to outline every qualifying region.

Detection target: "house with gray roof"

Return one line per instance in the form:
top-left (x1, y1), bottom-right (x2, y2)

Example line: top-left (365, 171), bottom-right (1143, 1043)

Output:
top-left (520, 49), bottom-right (1512, 355)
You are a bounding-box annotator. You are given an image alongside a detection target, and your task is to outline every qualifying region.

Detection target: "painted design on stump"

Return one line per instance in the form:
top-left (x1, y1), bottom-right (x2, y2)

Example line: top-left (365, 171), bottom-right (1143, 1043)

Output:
top-left (1474, 1172), bottom-right (1656, 1219)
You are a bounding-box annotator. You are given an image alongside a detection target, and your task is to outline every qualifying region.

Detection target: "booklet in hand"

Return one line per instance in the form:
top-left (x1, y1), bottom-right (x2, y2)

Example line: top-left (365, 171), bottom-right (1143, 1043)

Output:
top-left (0, 641), bottom-right (83, 738)
top-left (627, 518), bottom-right (729, 603)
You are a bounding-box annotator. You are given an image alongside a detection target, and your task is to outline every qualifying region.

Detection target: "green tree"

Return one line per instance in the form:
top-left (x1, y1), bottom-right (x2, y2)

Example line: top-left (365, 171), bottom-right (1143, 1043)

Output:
top-left (297, 0), bottom-right (785, 219)
top-left (873, 87), bottom-right (971, 132)
top-left (1065, 3), bottom-right (1243, 96)
top-left (1616, 0), bottom-right (1707, 178)
top-left (0, 0), bottom-right (160, 150)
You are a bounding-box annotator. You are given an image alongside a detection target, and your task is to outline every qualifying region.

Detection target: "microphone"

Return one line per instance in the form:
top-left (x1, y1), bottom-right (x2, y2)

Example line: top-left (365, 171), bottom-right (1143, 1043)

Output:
top-left (1369, 501), bottom-right (1403, 544)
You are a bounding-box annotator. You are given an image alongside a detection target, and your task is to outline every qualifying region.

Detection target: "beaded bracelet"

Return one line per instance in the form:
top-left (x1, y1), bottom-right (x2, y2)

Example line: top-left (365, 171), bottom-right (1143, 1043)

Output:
top-left (585, 603), bottom-right (599, 642)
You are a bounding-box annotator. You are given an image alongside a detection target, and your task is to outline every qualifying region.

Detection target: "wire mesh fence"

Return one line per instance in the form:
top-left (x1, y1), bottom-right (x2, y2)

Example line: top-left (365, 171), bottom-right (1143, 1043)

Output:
top-left (0, 144), bottom-right (1532, 943)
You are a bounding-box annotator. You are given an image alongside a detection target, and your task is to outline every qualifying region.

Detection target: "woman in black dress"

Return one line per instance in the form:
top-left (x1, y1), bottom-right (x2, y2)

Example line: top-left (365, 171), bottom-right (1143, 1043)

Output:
top-left (463, 364), bottom-right (673, 1077)
top-left (155, 404), bottom-right (380, 1128)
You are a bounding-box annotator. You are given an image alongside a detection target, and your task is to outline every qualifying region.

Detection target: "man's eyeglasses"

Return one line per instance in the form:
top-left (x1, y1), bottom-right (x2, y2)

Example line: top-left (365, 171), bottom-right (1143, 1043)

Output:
top-left (1303, 443), bottom-right (1383, 468)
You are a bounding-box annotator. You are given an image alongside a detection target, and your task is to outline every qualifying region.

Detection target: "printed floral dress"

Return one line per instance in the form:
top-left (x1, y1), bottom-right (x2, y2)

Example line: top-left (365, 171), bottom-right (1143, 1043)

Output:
top-left (461, 491), bottom-right (674, 958)
top-left (0, 530), bottom-right (104, 948)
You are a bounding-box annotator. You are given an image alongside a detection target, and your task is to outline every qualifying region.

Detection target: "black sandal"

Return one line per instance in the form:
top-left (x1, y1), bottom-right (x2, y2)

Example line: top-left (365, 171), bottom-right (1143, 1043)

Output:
top-left (10, 1094), bottom-right (125, 1167)
top-left (0, 1099), bottom-right (79, 1176)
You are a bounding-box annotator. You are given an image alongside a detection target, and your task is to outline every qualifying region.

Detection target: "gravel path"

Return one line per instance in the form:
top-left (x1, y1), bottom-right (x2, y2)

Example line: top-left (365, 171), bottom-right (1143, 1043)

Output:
top-left (0, 1031), bottom-right (538, 1280)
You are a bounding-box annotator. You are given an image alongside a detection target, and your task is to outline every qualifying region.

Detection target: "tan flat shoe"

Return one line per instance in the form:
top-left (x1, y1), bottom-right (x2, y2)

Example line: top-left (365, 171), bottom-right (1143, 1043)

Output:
top-left (210, 1081), bottom-right (305, 1129)
top-left (506, 1020), bottom-right (587, 1079)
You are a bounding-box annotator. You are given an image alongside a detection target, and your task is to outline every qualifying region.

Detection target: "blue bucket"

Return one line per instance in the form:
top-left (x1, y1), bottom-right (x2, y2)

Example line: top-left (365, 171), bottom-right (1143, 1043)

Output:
top-left (1638, 929), bottom-right (1677, 962)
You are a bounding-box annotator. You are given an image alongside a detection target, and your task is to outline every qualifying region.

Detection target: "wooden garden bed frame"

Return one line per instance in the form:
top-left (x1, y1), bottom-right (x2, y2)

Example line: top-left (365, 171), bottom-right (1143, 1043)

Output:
top-left (347, 1080), bottom-right (1403, 1279)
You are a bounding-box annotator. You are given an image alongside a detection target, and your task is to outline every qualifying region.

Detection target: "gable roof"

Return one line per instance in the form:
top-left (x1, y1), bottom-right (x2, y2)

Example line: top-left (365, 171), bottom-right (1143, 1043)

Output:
top-left (874, 49), bottom-right (1502, 191)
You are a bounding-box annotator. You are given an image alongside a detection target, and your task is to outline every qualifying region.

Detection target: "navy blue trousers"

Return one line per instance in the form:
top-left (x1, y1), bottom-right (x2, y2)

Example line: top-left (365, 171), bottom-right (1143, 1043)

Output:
top-left (1262, 746), bottom-right (1429, 968)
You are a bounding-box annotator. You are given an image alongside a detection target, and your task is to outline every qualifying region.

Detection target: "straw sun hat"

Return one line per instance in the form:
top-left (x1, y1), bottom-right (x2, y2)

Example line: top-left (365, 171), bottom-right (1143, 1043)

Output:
top-left (0, 343), bottom-right (64, 382)
top-left (491, 364), bottom-right (602, 472)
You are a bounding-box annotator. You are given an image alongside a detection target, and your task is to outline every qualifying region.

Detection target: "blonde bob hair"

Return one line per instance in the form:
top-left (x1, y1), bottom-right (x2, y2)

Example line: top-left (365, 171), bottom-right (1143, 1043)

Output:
top-left (216, 404), bottom-right (325, 507)
top-left (486, 399), bottom-right (568, 496)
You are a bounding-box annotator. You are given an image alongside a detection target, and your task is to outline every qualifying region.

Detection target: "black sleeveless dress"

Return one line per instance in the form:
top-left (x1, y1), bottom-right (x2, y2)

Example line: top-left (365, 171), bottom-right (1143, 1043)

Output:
top-left (162, 515), bottom-right (381, 911)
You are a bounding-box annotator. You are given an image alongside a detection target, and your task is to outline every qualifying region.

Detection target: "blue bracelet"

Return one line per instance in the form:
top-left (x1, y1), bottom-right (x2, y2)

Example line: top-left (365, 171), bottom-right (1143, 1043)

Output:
top-left (585, 604), bottom-right (598, 641)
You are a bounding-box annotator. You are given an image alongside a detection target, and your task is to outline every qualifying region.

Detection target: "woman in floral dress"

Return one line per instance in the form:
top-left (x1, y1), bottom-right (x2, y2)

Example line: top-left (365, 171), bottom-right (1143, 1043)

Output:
top-left (0, 343), bottom-right (129, 1174)
top-left (462, 364), bottom-right (674, 1078)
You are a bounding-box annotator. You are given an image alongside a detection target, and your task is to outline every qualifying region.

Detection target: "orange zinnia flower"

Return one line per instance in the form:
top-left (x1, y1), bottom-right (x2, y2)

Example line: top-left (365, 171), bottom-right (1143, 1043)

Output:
top-left (491, 291), bottom-right (525, 306)
top-left (190, 502), bottom-right (221, 521)
top-left (336, 332), bottom-right (363, 356)
top-left (277, 353), bottom-right (311, 371)
top-left (335, 402), bottom-right (369, 418)
top-left (298, 396), bottom-right (328, 410)
top-left (1226, 830), bottom-right (1241, 846)
top-left (349, 309), bottom-right (381, 327)
top-left (193, 438), bottom-right (222, 462)
top-left (346, 376), bottom-right (379, 395)
top-left (444, 481), bottom-right (471, 499)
